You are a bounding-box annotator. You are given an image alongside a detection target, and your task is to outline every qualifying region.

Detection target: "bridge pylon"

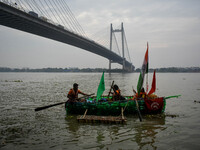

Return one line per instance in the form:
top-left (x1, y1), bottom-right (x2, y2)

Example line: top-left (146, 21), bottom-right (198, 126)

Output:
top-left (109, 22), bottom-right (131, 72)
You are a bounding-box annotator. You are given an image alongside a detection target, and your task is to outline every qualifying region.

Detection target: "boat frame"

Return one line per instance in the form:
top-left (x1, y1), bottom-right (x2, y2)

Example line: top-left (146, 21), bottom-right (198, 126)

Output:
top-left (65, 96), bottom-right (166, 116)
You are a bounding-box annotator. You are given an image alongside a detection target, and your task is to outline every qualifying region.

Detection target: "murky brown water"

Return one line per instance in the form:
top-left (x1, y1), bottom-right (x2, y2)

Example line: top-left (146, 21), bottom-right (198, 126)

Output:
top-left (0, 72), bottom-right (200, 149)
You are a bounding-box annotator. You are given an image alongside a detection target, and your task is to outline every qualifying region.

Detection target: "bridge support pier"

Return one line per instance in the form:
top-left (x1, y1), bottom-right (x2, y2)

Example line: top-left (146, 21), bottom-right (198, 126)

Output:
top-left (122, 59), bottom-right (125, 71)
top-left (109, 60), bottom-right (111, 71)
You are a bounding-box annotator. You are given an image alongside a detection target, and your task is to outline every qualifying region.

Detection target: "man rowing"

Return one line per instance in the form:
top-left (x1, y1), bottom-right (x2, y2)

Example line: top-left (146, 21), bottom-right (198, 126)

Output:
top-left (67, 83), bottom-right (90, 102)
top-left (112, 84), bottom-right (125, 101)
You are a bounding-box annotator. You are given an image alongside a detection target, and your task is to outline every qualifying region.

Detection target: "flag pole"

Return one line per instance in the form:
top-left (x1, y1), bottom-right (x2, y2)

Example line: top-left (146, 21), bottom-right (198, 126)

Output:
top-left (146, 42), bottom-right (149, 92)
top-left (146, 73), bottom-right (148, 92)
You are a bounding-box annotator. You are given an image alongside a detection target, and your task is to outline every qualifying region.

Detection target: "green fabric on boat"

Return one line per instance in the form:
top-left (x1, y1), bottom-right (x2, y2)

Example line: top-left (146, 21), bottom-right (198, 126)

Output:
top-left (65, 96), bottom-right (166, 116)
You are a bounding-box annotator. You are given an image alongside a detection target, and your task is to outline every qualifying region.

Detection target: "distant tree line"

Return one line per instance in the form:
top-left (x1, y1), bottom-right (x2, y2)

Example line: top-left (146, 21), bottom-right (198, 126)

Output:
top-left (0, 67), bottom-right (124, 73)
top-left (0, 67), bottom-right (200, 73)
top-left (135, 67), bottom-right (200, 73)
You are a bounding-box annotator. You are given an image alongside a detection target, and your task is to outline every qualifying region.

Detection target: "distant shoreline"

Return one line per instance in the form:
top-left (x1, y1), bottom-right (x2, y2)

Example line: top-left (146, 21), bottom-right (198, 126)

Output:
top-left (0, 67), bottom-right (200, 73)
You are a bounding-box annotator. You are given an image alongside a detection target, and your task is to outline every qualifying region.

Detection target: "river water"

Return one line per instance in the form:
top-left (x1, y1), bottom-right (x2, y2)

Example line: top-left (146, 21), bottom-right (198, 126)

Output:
top-left (0, 72), bottom-right (200, 150)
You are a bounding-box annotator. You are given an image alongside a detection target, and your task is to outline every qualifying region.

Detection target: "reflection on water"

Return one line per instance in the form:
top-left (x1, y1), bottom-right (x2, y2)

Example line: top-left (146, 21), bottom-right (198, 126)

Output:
top-left (63, 113), bottom-right (168, 150)
top-left (134, 115), bottom-right (166, 150)
top-left (0, 73), bottom-right (200, 149)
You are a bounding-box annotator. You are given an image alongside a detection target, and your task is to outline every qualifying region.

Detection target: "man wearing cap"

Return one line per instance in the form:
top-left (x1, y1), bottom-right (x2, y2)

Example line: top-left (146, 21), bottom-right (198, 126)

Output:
top-left (67, 83), bottom-right (89, 102)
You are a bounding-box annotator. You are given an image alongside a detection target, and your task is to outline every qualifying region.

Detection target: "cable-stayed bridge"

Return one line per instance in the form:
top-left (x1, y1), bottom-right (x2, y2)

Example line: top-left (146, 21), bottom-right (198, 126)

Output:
top-left (0, 0), bottom-right (134, 71)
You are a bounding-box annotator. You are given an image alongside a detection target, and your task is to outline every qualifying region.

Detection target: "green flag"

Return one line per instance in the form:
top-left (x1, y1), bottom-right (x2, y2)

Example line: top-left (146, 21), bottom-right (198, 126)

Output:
top-left (96, 72), bottom-right (105, 101)
top-left (137, 72), bottom-right (143, 95)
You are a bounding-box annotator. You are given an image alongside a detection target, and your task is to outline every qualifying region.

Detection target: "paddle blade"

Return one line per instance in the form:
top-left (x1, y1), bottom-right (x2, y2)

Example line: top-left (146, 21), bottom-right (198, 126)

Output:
top-left (165, 95), bottom-right (181, 100)
top-left (35, 102), bottom-right (65, 111)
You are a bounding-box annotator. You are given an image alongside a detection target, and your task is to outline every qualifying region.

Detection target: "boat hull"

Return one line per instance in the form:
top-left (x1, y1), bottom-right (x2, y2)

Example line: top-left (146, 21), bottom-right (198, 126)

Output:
top-left (65, 97), bottom-right (166, 116)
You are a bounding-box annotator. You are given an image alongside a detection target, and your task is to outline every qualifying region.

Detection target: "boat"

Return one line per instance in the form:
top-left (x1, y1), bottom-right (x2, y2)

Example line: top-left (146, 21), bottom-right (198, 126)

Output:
top-left (64, 42), bottom-right (180, 120)
top-left (65, 96), bottom-right (166, 116)
top-left (34, 43), bottom-right (180, 123)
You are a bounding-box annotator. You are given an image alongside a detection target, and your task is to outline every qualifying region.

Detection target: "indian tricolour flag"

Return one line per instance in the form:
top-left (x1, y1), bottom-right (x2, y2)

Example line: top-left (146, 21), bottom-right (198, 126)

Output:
top-left (137, 42), bottom-right (149, 95)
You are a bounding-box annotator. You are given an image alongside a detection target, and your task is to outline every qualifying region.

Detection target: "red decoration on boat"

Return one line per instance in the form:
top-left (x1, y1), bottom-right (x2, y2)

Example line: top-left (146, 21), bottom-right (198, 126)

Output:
top-left (145, 97), bottom-right (164, 113)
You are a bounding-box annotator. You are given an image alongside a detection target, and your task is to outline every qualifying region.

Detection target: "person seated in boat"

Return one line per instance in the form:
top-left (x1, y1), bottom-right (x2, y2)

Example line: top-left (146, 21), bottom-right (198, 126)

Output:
top-left (140, 88), bottom-right (147, 98)
top-left (112, 84), bottom-right (125, 101)
top-left (148, 93), bottom-right (158, 99)
top-left (67, 83), bottom-right (89, 102)
top-left (133, 87), bottom-right (147, 99)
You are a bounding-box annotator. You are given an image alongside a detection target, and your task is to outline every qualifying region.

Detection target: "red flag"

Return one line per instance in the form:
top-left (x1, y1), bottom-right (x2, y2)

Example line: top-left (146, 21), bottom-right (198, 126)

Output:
top-left (148, 70), bottom-right (156, 95)
top-left (143, 42), bottom-right (149, 74)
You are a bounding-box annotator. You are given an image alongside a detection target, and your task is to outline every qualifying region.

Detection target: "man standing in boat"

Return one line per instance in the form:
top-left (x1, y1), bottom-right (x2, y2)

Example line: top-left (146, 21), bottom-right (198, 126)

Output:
top-left (67, 83), bottom-right (89, 102)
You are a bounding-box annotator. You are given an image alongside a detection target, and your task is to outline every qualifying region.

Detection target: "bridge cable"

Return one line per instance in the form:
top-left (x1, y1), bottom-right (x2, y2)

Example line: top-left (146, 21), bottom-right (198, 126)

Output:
top-left (124, 31), bottom-right (131, 62)
top-left (60, 0), bottom-right (87, 37)
top-left (98, 38), bottom-right (109, 49)
top-left (113, 32), bottom-right (121, 56)
top-left (59, 0), bottom-right (85, 36)
top-left (56, 0), bottom-right (79, 34)
top-left (47, 1), bottom-right (83, 33)
top-left (54, 0), bottom-right (75, 32)
top-left (17, 0), bottom-right (33, 12)
top-left (15, 0), bottom-right (26, 12)
top-left (59, 0), bottom-right (84, 36)
top-left (49, 0), bottom-right (66, 27)
top-left (39, 0), bottom-right (55, 21)
top-left (90, 26), bottom-right (110, 49)
top-left (39, 0), bottom-right (72, 30)
top-left (30, 0), bottom-right (56, 25)
top-left (33, 0), bottom-right (52, 20)
top-left (8, 0), bottom-right (87, 38)
top-left (19, 0), bottom-right (30, 12)
top-left (52, 0), bottom-right (72, 28)
top-left (24, 0), bottom-right (34, 12)
top-left (43, 0), bottom-right (60, 25)
top-left (54, 0), bottom-right (80, 34)
top-left (94, 32), bottom-right (109, 48)
top-left (29, 0), bottom-right (45, 17)
top-left (123, 30), bottom-right (132, 62)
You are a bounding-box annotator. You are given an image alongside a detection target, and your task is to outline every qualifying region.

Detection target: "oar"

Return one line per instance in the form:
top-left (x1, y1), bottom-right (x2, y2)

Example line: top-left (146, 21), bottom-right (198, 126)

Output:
top-left (165, 95), bottom-right (181, 100)
top-left (108, 80), bottom-right (114, 98)
top-left (35, 93), bottom-right (94, 112)
top-left (35, 102), bottom-right (65, 112)
top-left (132, 86), bottom-right (142, 122)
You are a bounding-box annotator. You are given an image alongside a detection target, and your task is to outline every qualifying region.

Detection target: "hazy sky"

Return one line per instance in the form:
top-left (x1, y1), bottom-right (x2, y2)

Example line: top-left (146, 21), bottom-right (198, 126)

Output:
top-left (0, 0), bottom-right (200, 69)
